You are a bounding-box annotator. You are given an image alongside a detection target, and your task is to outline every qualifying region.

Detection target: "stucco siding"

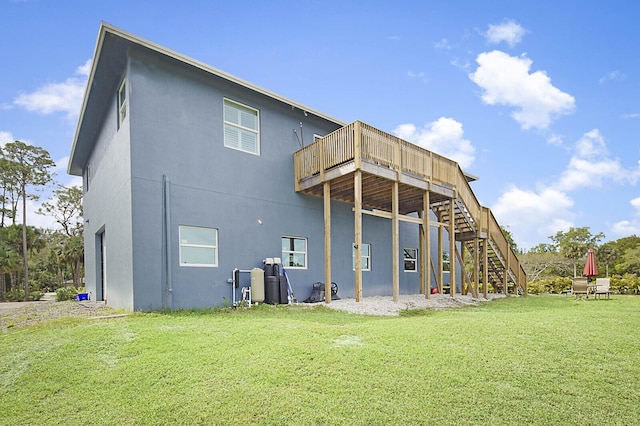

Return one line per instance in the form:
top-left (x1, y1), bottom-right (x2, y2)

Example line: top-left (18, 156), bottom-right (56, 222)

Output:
top-left (82, 71), bottom-right (135, 310)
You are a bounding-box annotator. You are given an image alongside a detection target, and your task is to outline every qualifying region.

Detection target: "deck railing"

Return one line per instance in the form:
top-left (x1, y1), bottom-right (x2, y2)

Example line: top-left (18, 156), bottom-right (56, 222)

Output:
top-left (294, 120), bottom-right (525, 290)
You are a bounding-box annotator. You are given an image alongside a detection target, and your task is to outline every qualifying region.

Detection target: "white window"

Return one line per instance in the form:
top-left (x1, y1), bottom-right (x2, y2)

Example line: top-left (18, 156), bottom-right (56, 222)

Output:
top-left (179, 225), bottom-right (218, 267)
top-left (404, 248), bottom-right (418, 272)
top-left (224, 98), bottom-right (260, 155)
top-left (117, 78), bottom-right (127, 128)
top-left (282, 236), bottom-right (307, 269)
top-left (353, 243), bottom-right (371, 271)
top-left (442, 252), bottom-right (450, 274)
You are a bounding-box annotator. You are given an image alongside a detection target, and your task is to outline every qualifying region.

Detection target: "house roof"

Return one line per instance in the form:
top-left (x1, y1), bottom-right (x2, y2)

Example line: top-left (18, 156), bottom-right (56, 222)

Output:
top-left (67, 22), bottom-right (346, 175)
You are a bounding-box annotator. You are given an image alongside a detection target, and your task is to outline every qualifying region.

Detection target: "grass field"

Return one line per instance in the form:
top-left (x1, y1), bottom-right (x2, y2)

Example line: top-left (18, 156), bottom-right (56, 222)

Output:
top-left (1, 295), bottom-right (639, 425)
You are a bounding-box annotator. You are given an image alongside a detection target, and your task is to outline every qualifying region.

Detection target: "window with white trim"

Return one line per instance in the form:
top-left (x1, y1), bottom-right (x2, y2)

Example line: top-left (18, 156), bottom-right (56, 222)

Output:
top-left (282, 236), bottom-right (307, 269)
top-left (179, 225), bottom-right (218, 267)
top-left (117, 78), bottom-right (127, 128)
top-left (442, 252), bottom-right (450, 274)
top-left (404, 248), bottom-right (418, 272)
top-left (353, 243), bottom-right (371, 271)
top-left (223, 98), bottom-right (260, 155)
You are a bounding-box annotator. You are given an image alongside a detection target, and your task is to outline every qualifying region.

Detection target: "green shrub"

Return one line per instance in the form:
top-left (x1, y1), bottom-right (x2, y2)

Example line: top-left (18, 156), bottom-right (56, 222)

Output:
top-left (611, 274), bottom-right (640, 294)
top-left (526, 280), bottom-right (544, 294)
top-left (30, 292), bottom-right (43, 301)
top-left (56, 287), bottom-right (78, 302)
top-left (5, 289), bottom-right (25, 302)
top-left (529, 276), bottom-right (572, 294)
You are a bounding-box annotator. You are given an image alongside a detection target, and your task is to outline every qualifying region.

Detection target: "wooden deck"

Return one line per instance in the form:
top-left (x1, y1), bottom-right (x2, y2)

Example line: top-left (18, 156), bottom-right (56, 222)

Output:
top-left (294, 121), bottom-right (527, 301)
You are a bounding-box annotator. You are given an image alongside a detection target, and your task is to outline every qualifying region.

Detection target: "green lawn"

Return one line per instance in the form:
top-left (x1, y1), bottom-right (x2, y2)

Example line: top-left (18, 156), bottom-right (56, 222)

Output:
top-left (1, 296), bottom-right (639, 425)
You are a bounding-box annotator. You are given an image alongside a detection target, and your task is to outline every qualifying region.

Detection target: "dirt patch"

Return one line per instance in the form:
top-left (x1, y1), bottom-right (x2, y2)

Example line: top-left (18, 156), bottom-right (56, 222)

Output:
top-left (1, 299), bottom-right (118, 333)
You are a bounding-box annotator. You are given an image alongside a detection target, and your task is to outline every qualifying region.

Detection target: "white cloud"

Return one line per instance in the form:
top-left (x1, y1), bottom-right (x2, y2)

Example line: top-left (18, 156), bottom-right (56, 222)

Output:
top-left (13, 59), bottom-right (91, 119)
top-left (469, 50), bottom-right (575, 130)
top-left (611, 220), bottom-right (640, 236)
top-left (491, 186), bottom-right (575, 249)
top-left (623, 113), bottom-right (640, 119)
top-left (599, 70), bottom-right (623, 85)
top-left (611, 197), bottom-right (640, 236)
top-left (493, 129), bottom-right (640, 247)
top-left (0, 131), bottom-right (14, 147)
top-left (485, 19), bottom-right (527, 47)
top-left (407, 70), bottom-right (428, 84)
top-left (547, 134), bottom-right (564, 147)
top-left (450, 58), bottom-right (471, 71)
top-left (394, 117), bottom-right (475, 169)
top-left (434, 38), bottom-right (451, 49)
top-left (555, 129), bottom-right (640, 191)
top-left (76, 59), bottom-right (92, 77)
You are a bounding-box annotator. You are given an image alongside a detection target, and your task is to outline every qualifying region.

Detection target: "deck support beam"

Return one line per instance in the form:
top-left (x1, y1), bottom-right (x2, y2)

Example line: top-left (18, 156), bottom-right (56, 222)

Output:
top-left (473, 237), bottom-right (480, 298)
top-left (449, 199), bottom-right (456, 297)
top-left (482, 239), bottom-right (489, 298)
top-left (324, 181), bottom-right (332, 304)
top-left (392, 180), bottom-right (399, 302)
top-left (354, 169), bottom-right (363, 302)
top-left (424, 191), bottom-right (431, 298)
top-left (438, 224), bottom-right (444, 294)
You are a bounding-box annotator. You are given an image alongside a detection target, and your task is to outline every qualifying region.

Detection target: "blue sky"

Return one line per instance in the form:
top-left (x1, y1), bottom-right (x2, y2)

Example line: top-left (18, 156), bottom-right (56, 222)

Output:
top-left (1, 0), bottom-right (639, 250)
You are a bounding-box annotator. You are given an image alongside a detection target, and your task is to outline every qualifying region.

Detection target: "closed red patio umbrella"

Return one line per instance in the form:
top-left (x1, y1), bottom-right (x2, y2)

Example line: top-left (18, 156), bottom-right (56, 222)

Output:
top-left (583, 248), bottom-right (598, 280)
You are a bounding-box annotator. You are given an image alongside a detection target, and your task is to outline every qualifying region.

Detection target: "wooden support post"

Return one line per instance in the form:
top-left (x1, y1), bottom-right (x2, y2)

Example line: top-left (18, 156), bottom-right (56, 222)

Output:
top-left (424, 190), bottom-right (431, 299)
top-left (449, 199), bottom-right (456, 297)
top-left (354, 170), bottom-right (362, 302)
top-left (473, 237), bottom-right (480, 298)
top-left (418, 211), bottom-right (425, 295)
top-left (460, 243), bottom-right (467, 295)
top-left (438, 224), bottom-right (443, 294)
top-left (324, 181), bottom-right (332, 304)
top-left (392, 180), bottom-right (399, 302)
top-left (482, 239), bottom-right (488, 298)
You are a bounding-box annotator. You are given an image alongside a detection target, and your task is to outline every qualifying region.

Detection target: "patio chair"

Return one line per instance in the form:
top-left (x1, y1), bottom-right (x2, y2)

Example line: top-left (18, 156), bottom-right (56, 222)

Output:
top-left (572, 277), bottom-right (589, 299)
top-left (594, 278), bottom-right (611, 300)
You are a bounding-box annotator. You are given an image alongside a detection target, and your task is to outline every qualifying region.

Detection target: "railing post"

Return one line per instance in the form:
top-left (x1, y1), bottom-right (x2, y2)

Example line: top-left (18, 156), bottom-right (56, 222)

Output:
top-left (353, 121), bottom-right (361, 170)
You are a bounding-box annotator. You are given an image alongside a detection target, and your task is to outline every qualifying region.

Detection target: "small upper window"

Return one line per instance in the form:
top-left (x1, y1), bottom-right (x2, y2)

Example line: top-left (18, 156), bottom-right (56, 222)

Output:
top-left (404, 248), bottom-right (418, 272)
top-left (282, 236), bottom-right (307, 269)
top-left (224, 98), bottom-right (260, 155)
top-left (117, 79), bottom-right (127, 128)
top-left (84, 164), bottom-right (91, 193)
top-left (353, 243), bottom-right (371, 271)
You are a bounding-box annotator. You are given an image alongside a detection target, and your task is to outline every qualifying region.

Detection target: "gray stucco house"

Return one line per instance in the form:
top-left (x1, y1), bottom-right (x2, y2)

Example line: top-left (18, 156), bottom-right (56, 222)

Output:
top-left (68, 23), bottom-right (526, 311)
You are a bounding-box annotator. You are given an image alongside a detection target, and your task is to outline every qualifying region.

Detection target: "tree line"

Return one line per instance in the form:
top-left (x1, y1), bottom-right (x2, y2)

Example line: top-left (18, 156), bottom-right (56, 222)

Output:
top-left (518, 227), bottom-right (640, 294)
top-left (1, 141), bottom-right (83, 301)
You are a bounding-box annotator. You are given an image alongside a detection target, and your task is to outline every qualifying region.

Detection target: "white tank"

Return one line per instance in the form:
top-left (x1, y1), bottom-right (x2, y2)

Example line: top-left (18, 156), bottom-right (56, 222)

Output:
top-left (250, 267), bottom-right (265, 303)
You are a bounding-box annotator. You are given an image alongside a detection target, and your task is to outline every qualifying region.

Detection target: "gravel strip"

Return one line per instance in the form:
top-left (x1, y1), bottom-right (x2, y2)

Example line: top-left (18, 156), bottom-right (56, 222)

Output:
top-left (317, 293), bottom-right (507, 316)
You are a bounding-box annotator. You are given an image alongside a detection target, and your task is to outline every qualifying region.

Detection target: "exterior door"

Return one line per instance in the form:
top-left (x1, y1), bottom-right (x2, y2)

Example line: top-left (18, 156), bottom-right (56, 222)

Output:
top-left (98, 230), bottom-right (107, 302)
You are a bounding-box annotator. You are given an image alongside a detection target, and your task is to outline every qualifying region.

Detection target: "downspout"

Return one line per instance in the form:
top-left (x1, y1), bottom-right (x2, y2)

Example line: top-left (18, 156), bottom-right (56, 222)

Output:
top-left (162, 175), bottom-right (173, 310)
